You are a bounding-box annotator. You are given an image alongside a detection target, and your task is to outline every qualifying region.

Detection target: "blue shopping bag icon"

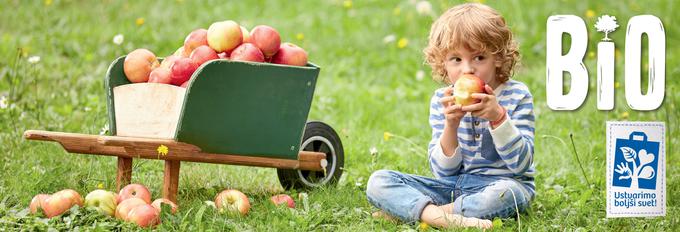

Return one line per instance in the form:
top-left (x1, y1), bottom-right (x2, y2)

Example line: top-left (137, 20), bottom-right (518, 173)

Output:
top-left (612, 131), bottom-right (660, 190)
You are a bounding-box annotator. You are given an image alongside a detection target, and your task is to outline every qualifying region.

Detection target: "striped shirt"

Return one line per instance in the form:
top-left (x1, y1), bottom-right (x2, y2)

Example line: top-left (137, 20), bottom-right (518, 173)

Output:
top-left (428, 80), bottom-right (536, 195)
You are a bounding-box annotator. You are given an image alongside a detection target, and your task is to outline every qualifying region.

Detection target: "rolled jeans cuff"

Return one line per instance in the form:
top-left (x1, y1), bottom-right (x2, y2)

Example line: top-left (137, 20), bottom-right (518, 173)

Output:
top-left (409, 197), bottom-right (434, 223)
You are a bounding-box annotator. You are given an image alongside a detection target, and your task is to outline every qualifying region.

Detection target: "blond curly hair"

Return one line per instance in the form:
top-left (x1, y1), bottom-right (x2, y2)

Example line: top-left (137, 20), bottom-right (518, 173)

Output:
top-left (423, 3), bottom-right (519, 84)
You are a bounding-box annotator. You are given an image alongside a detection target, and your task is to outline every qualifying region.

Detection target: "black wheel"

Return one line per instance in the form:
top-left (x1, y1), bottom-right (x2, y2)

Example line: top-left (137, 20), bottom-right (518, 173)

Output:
top-left (277, 121), bottom-right (344, 190)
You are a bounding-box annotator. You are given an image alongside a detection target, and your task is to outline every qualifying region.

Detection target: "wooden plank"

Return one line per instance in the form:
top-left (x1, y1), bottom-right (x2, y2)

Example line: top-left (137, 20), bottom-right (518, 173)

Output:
top-left (113, 83), bottom-right (186, 139)
top-left (98, 135), bottom-right (201, 152)
top-left (163, 160), bottom-right (180, 203)
top-left (116, 157), bottom-right (132, 191)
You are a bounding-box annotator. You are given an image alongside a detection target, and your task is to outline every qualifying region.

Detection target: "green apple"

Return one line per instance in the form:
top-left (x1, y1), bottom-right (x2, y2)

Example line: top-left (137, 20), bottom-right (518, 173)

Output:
top-left (85, 190), bottom-right (118, 216)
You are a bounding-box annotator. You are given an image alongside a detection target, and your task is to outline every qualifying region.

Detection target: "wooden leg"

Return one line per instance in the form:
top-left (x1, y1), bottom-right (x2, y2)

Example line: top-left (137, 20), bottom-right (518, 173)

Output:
top-left (163, 160), bottom-right (181, 203)
top-left (116, 157), bottom-right (133, 191)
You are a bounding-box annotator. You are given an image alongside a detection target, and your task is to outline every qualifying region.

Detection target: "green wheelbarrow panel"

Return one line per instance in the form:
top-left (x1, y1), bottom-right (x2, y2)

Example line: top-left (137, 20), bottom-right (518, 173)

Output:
top-left (105, 56), bottom-right (131, 136)
top-left (175, 60), bottom-right (319, 160)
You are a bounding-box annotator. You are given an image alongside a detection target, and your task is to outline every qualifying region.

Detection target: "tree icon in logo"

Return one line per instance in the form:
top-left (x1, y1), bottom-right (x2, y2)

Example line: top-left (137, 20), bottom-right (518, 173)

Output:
top-left (614, 147), bottom-right (655, 188)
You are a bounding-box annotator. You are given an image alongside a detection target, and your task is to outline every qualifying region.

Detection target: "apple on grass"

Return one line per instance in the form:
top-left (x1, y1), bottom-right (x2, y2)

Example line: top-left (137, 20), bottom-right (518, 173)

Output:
top-left (152, 198), bottom-right (178, 214)
top-left (270, 194), bottom-right (295, 208)
top-left (55, 189), bottom-right (83, 207)
top-left (271, 43), bottom-right (308, 66)
top-left (42, 191), bottom-right (77, 218)
top-left (215, 189), bottom-right (250, 215)
top-left (124, 49), bottom-right (159, 83)
top-left (117, 183), bottom-right (152, 204)
top-left (230, 43), bottom-right (265, 62)
top-left (207, 20), bottom-right (242, 53)
top-left (183, 28), bottom-right (208, 55)
top-left (116, 198), bottom-right (147, 220)
top-left (249, 25), bottom-right (281, 58)
top-left (190, 45), bottom-right (219, 66)
top-left (30, 194), bottom-right (50, 215)
top-left (85, 190), bottom-right (118, 216)
top-left (453, 74), bottom-right (485, 106)
top-left (127, 204), bottom-right (160, 228)
top-left (170, 58), bottom-right (198, 86)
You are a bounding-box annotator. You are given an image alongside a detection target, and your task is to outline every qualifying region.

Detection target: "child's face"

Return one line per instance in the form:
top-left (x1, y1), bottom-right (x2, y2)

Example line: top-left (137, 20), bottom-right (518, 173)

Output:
top-left (444, 46), bottom-right (501, 88)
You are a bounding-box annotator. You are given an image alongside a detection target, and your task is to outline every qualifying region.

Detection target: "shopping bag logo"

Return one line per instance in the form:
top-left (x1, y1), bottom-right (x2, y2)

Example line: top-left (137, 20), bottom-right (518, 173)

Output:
top-left (612, 132), bottom-right (659, 190)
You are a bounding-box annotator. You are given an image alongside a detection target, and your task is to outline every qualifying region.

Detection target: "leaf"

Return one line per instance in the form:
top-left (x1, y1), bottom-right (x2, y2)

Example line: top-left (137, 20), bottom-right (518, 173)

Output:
top-left (638, 166), bottom-right (655, 179)
top-left (619, 147), bottom-right (636, 162)
top-left (638, 149), bottom-right (655, 166)
top-left (194, 205), bottom-right (207, 227)
top-left (492, 218), bottom-right (503, 228)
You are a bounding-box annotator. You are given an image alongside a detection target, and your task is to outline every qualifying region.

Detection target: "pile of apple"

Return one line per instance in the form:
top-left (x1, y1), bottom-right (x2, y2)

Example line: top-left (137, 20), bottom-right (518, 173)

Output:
top-left (30, 184), bottom-right (177, 228)
top-left (123, 20), bottom-right (309, 87)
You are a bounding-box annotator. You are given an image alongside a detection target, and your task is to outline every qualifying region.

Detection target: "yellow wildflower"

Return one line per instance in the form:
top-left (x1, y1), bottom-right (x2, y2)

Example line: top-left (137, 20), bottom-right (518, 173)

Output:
top-left (588, 51), bottom-right (595, 58)
top-left (296, 33), bottom-right (305, 41)
top-left (615, 81), bottom-right (620, 89)
top-left (418, 222), bottom-right (430, 231)
top-left (136, 17), bottom-right (145, 26)
top-left (586, 9), bottom-right (595, 19)
top-left (621, 112), bottom-right (629, 119)
top-left (393, 7), bottom-right (401, 16)
top-left (397, 38), bottom-right (408, 48)
top-left (97, 183), bottom-right (104, 189)
top-left (383, 132), bottom-right (393, 141)
top-left (343, 0), bottom-right (352, 9)
top-left (44, 0), bottom-right (52, 6)
top-left (157, 145), bottom-right (169, 156)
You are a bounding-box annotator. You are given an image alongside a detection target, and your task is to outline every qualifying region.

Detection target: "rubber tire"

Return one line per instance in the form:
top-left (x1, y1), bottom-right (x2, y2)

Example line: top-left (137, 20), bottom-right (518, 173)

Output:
top-left (277, 121), bottom-right (344, 190)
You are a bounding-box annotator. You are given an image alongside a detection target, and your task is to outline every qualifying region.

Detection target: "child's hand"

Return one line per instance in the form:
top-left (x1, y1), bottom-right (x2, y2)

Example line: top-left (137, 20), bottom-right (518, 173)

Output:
top-left (439, 86), bottom-right (466, 126)
top-left (460, 85), bottom-right (505, 122)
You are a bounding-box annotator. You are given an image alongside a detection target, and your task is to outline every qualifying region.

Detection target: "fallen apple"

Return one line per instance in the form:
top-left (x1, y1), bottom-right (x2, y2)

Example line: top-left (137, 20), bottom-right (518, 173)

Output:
top-left (453, 74), bottom-right (485, 106)
top-left (207, 20), bottom-right (243, 53)
top-left (127, 204), bottom-right (160, 228)
top-left (115, 197), bottom-right (147, 220)
top-left (29, 194), bottom-right (50, 215)
top-left (215, 189), bottom-right (250, 215)
top-left (151, 198), bottom-right (178, 214)
top-left (124, 49), bottom-right (159, 83)
top-left (84, 189), bottom-right (118, 216)
top-left (271, 43), bottom-right (308, 66)
top-left (270, 194), bottom-right (295, 208)
top-left (117, 183), bottom-right (152, 204)
top-left (249, 25), bottom-right (281, 58)
top-left (55, 189), bottom-right (83, 207)
top-left (42, 192), bottom-right (76, 218)
top-left (230, 43), bottom-right (265, 62)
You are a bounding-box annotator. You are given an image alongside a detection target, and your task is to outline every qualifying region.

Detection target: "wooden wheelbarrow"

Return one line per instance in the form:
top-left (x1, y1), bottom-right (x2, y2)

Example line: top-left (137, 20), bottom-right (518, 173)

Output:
top-left (24, 57), bottom-right (345, 203)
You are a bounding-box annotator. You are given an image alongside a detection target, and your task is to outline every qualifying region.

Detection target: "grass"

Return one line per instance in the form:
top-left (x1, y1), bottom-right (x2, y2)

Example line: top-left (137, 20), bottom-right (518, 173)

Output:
top-left (1, 0), bottom-right (678, 230)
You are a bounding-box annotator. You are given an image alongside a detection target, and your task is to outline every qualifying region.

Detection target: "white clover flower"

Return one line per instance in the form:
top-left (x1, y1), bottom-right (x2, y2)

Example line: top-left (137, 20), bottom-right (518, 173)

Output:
top-left (595, 15), bottom-right (619, 41)
top-left (113, 34), bottom-right (124, 45)
top-left (99, 124), bottom-right (109, 135)
top-left (416, 70), bottom-right (425, 81)
top-left (383, 34), bottom-right (396, 44)
top-left (27, 56), bottom-right (40, 64)
top-left (369, 146), bottom-right (378, 156)
top-left (416, 1), bottom-right (432, 16)
top-left (0, 96), bottom-right (8, 109)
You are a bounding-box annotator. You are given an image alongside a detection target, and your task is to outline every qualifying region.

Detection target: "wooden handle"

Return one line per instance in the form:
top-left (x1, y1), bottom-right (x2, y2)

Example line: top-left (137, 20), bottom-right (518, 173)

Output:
top-left (98, 135), bottom-right (201, 153)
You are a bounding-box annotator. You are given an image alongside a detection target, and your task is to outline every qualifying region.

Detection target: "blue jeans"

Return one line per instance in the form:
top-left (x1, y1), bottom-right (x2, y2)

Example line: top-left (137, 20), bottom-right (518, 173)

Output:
top-left (366, 170), bottom-right (533, 223)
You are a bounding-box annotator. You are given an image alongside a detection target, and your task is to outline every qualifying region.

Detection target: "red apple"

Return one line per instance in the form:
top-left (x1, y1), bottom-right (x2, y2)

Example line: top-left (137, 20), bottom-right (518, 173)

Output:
top-left (207, 20), bottom-right (243, 53)
top-left (42, 192), bottom-right (76, 218)
top-left (169, 58), bottom-right (198, 86)
top-left (55, 189), bottom-right (83, 207)
top-left (151, 198), bottom-right (178, 214)
top-left (240, 26), bottom-right (251, 43)
top-left (29, 194), bottom-right (50, 215)
top-left (190, 45), bottom-right (219, 66)
top-left (84, 189), bottom-right (118, 216)
top-left (160, 55), bottom-right (181, 69)
top-left (127, 204), bottom-right (160, 227)
top-left (183, 28), bottom-right (208, 55)
top-left (453, 74), bottom-right (486, 106)
top-left (117, 183), bottom-right (152, 204)
top-left (174, 46), bottom-right (189, 58)
top-left (249, 25), bottom-right (281, 58)
top-left (270, 194), bottom-right (295, 208)
top-left (230, 43), bottom-right (265, 62)
top-left (271, 43), bottom-right (308, 66)
top-left (215, 189), bottom-right (250, 215)
top-left (124, 49), bottom-right (159, 83)
top-left (148, 67), bottom-right (172, 84)
top-left (115, 198), bottom-right (147, 220)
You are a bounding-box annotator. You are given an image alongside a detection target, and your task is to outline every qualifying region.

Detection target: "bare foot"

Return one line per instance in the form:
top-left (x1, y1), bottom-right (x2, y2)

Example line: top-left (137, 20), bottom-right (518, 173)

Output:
top-left (444, 213), bottom-right (493, 229)
top-left (372, 210), bottom-right (397, 222)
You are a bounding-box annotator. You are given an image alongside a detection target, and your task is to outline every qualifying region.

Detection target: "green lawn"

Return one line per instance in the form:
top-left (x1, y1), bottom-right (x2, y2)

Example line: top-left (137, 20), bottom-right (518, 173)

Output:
top-left (1, 0), bottom-right (678, 231)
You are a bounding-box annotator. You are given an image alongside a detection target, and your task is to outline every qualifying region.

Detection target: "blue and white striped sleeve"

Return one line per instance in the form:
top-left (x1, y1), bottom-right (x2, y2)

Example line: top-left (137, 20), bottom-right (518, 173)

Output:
top-left (427, 89), bottom-right (463, 178)
top-left (489, 88), bottom-right (535, 175)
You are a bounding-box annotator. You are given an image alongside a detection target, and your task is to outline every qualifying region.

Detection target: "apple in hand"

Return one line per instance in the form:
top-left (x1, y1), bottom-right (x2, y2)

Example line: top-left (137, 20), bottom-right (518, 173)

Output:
top-left (127, 204), bottom-right (160, 228)
top-left (271, 43), bottom-right (308, 66)
top-left (148, 67), bottom-right (172, 84)
top-left (453, 74), bottom-right (485, 106)
top-left (124, 49), bottom-right (159, 83)
top-left (117, 183), bottom-right (152, 204)
top-left (207, 20), bottom-right (243, 53)
top-left (183, 28), bottom-right (208, 55)
top-left (84, 189), bottom-right (118, 216)
top-left (170, 58), bottom-right (198, 86)
top-left (151, 198), bottom-right (178, 214)
top-left (190, 45), bottom-right (219, 66)
top-left (229, 43), bottom-right (265, 62)
top-left (115, 198), bottom-right (147, 220)
top-left (30, 194), bottom-right (50, 214)
top-left (215, 189), bottom-right (250, 215)
top-left (249, 25), bottom-right (280, 58)
top-left (270, 194), bottom-right (295, 208)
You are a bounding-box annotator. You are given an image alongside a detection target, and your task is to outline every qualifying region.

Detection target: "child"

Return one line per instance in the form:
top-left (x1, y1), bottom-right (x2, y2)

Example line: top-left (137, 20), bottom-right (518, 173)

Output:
top-left (366, 3), bottom-right (534, 229)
